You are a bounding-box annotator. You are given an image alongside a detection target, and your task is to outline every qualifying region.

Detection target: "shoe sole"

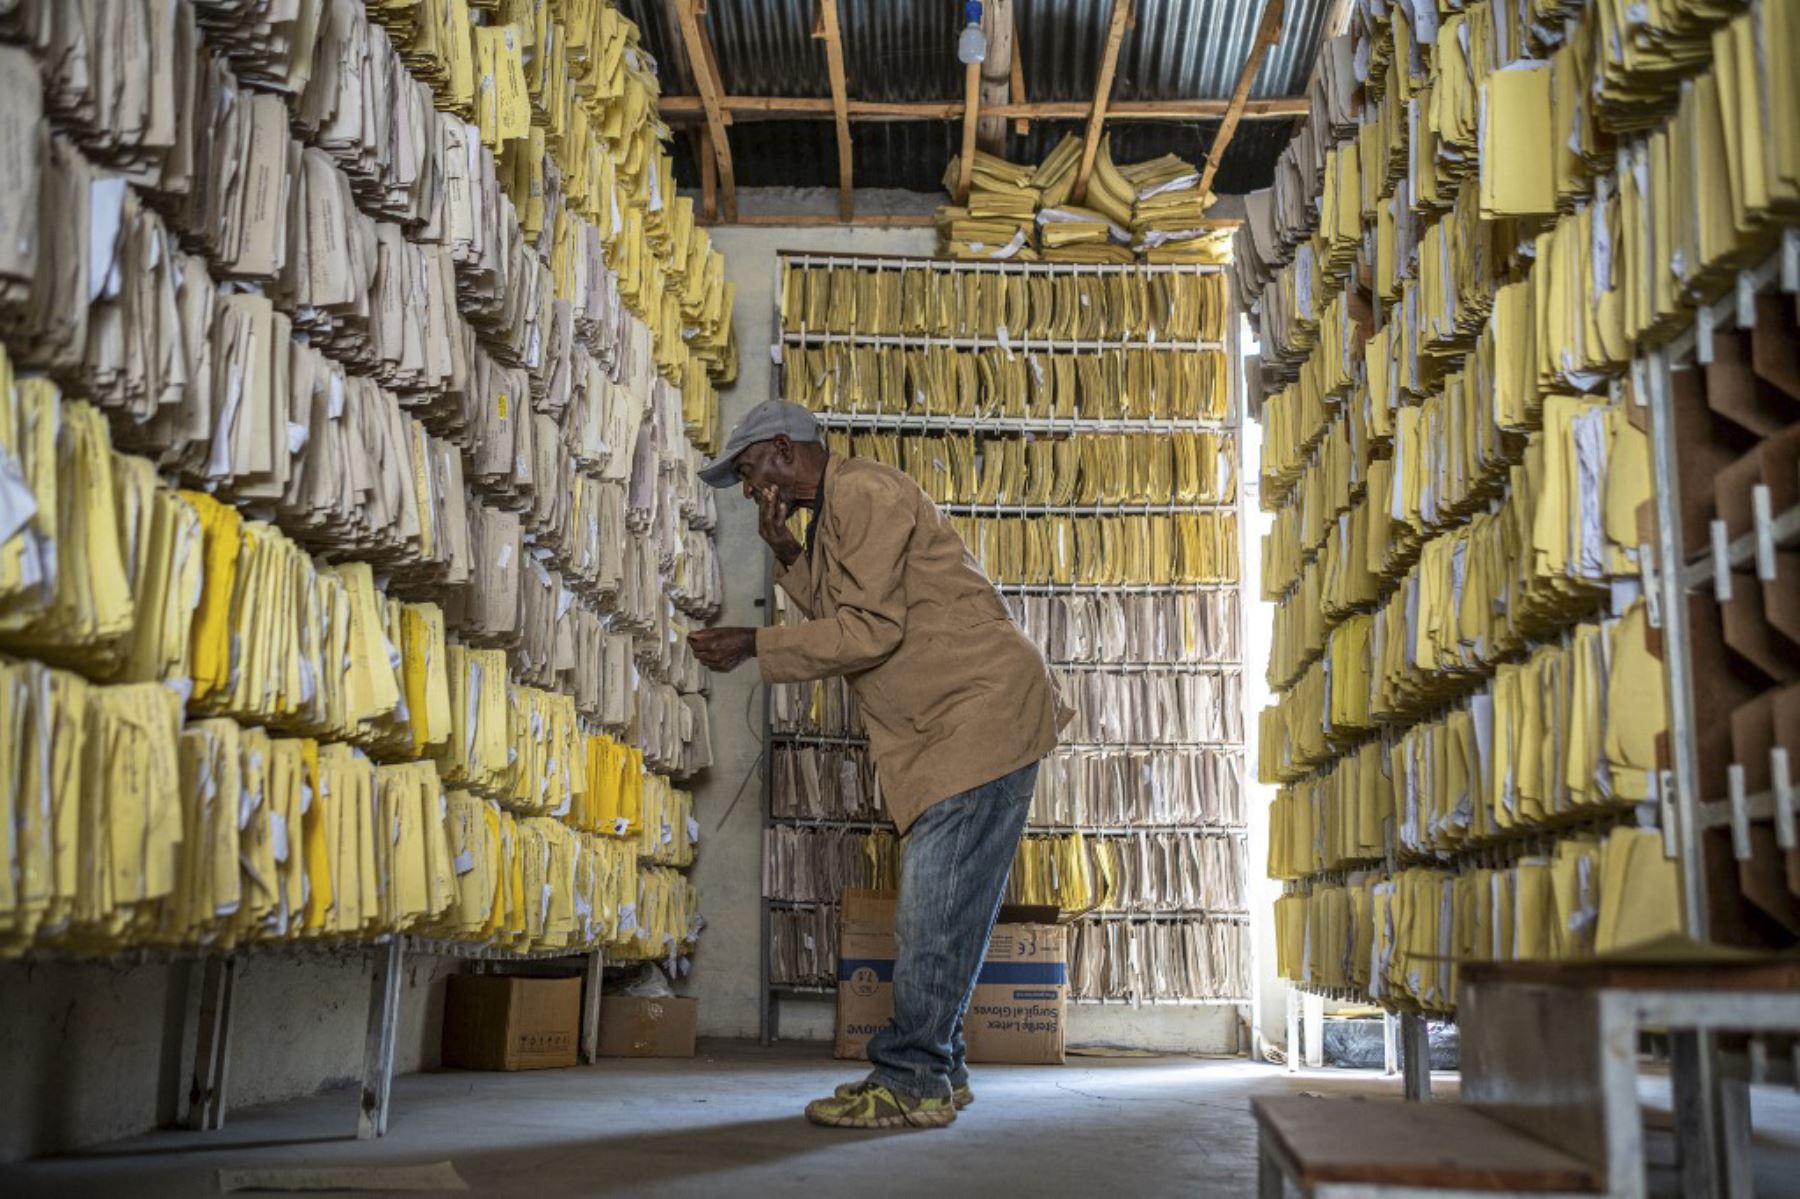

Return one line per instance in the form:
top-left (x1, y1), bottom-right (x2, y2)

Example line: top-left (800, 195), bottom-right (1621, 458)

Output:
top-left (807, 1108), bottom-right (957, 1130)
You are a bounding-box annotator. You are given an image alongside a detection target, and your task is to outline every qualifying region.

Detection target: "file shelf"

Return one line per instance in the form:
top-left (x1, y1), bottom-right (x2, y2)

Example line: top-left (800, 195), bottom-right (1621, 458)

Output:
top-left (0, 0), bottom-right (729, 1140)
top-left (1245, 0), bottom-right (1800, 1115)
top-left (810, 414), bottom-right (1235, 435)
top-left (760, 251), bottom-right (1251, 1036)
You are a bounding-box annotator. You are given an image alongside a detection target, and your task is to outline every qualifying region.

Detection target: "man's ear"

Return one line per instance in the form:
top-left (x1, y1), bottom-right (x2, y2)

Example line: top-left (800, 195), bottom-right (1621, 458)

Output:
top-left (771, 434), bottom-right (793, 464)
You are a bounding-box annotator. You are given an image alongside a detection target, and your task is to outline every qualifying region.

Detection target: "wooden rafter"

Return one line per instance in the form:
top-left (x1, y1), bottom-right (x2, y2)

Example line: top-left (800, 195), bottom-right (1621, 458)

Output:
top-left (654, 95), bottom-right (1308, 122)
top-left (693, 129), bottom-right (718, 219)
top-left (956, 61), bottom-right (980, 200)
top-left (1072, 0), bottom-right (1133, 204)
top-left (675, 0), bottom-right (737, 221)
top-left (814, 0), bottom-right (854, 221)
top-left (1198, 0), bottom-right (1287, 202)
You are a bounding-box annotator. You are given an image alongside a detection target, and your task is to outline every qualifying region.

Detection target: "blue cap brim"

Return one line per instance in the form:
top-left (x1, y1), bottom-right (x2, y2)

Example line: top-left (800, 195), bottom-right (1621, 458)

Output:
top-left (699, 454), bottom-right (741, 489)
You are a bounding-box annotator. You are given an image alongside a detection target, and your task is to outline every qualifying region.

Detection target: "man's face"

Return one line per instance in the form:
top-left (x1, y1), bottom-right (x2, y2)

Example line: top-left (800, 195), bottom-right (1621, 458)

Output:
top-left (734, 437), bottom-right (796, 503)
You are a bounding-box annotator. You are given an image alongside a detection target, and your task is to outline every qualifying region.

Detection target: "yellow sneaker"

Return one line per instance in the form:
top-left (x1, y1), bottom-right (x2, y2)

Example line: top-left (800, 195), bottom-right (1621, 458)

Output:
top-left (834, 1079), bottom-right (973, 1109)
top-left (806, 1083), bottom-right (957, 1129)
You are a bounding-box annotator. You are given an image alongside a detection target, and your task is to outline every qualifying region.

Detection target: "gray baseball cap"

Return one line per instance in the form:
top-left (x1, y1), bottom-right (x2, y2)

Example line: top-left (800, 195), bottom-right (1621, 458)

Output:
top-left (698, 399), bottom-right (822, 488)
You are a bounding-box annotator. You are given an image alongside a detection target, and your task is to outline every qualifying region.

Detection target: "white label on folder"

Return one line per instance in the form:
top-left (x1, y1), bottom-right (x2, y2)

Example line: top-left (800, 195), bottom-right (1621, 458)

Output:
top-left (686, 816), bottom-right (699, 844)
top-left (0, 448), bottom-right (39, 546)
top-left (286, 422), bottom-right (309, 455)
top-left (453, 850), bottom-right (476, 875)
top-left (618, 903), bottom-right (637, 932)
top-left (614, 816), bottom-right (630, 836)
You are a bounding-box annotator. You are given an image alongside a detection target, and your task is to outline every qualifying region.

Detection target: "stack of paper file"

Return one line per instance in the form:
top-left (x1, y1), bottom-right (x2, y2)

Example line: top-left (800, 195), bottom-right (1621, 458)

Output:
top-left (1030, 749), bottom-right (1244, 829)
top-left (1276, 827), bottom-right (1685, 1006)
top-left (762, 827), bottom-right (901, 905)
top-left (1069, 918), bottom-right (1247, 1001)
top-left (936, 149), bottom-right (1042, 260)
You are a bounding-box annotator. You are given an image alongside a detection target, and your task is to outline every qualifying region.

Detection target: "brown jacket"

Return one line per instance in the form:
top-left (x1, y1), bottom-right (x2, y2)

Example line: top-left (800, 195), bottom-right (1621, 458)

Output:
top-left (756, 456), bottom-right (1070, 834)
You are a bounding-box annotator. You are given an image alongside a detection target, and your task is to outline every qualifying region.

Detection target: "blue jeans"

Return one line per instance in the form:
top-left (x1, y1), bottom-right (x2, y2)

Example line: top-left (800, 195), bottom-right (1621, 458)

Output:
top-left (864, 761), bottom-right (1039, 1099)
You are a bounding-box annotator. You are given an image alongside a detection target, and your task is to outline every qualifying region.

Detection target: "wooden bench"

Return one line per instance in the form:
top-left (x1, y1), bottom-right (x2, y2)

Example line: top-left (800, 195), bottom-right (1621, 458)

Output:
top-left (1252, 1096), bottom-right (1605, 1198)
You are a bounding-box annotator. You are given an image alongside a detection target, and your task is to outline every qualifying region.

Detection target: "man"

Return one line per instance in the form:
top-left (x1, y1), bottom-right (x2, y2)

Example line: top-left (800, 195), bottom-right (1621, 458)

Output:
top-left (688, 399), bottom-right (1069, 1131)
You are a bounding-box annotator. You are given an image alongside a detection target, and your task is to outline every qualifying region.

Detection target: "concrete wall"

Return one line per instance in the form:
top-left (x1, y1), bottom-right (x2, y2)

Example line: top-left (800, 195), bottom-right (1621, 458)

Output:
top-left (684, 199), bottom-right (1251, 1055)
top-left (0, 951), bottom-right (459, 1162)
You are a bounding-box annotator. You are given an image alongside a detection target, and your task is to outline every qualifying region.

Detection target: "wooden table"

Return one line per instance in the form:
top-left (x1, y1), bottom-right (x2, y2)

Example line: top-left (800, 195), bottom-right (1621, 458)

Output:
top-left (1458, 957), bottom-right (1800, 1199)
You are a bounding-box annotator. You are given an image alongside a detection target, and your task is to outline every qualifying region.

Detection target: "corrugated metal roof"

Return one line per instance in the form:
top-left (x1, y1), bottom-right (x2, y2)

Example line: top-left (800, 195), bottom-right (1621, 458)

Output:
top-left (626, 0), bottom-right (1331, 196)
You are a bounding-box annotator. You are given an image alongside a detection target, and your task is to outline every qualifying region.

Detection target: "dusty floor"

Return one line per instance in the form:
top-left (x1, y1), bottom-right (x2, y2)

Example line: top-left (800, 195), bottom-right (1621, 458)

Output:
top-left (3, 1041), bottom-right (1798, 1197)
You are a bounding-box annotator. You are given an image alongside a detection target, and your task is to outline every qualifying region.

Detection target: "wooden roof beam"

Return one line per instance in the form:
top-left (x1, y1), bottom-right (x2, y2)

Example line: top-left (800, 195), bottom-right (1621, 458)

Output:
top-left (1072, 0), bottom-right (1132, 204)
top-left (1198, 0), bottom-right (1287, 202)
top-left (675, 0), bottom-right (737, 221)
top-left (813, 0), bottom-right (854, 221)
top-left (654, 95), bottom-right (1309, 121)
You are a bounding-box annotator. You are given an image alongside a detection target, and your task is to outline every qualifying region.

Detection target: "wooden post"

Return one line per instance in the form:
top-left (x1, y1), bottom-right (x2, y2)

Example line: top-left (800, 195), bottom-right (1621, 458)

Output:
top-left (1072, 0), bottom-right (1132, 204)
top-left (676, 0), bottom-right (738, 221)
top-left (956, 62), bottom-right (981, 201)
top-left (976, 0), bottom-right (1013, 153)
top-left (815, 0), bottom-right (854, 221)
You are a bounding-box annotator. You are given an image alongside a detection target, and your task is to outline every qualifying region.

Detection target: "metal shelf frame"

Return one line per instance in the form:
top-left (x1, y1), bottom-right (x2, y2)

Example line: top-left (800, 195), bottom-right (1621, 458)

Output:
top-left (170, 936), bottom-right (611, 1141)
top-left (759, 250), bottom-right (1251, 1040)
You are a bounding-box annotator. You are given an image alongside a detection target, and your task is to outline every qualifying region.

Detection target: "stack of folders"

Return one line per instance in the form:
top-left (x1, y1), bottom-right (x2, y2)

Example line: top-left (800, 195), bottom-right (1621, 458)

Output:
top-left (768, 743), bottom-right (1242, 830)
top-left (0, 653), bottom-right (660, 955)
top-left (948, 513), bottom-right (1239, 586)
top-left (1005, 832), bottom-right (1247, 915)
top-left (0, 0), bottom-right (734, 960)
top-left (770, 641), bottom-right (1243, 747)
top-left (761, 827), bottom-right (901, 905)
top-left (1030, 749), bottom-right (1243, 830)
top-left (1054, 669), bottom-right (1243, 746)
top-left (772, 744), bottom-right (886, 823)
top-left (1265, 605), bottom-right (1665, 878)
top-left (821, 430), bottom-right (1236, 507)
top-left (1274, 827), bottom-right (1685, 1012)
top-left (769, 904), bottom-right (839, 987)
top-left (1005, 592), bottom-right (1240, 665)
top-left (1069, 918), bottom-right (1248, 1002)
top-left (784, 344), bottom-right (1231, 423)
top-left (934, 149), bottom-right (1045, 262)
top-left (635, 779), bottom-right (697, 869)
top-left (778, 261), bottom-right (1228, 343)
top-left (934, 134), bottom-right (1230, 265)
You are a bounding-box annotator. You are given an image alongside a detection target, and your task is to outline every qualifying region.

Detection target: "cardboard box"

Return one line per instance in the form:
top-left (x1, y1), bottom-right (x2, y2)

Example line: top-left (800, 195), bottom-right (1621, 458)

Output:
top-left (598, 996), bottom-right (698, 1058)
top-left (834, 889), bottom-right (1066, 1065)
top-left (442, 976), bottom-right (580, 1071)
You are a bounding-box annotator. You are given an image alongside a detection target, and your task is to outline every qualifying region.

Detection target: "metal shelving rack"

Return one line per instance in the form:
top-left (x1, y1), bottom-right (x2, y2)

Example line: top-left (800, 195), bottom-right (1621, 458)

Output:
top-left (758, 251), bottom-right (1251, 1042)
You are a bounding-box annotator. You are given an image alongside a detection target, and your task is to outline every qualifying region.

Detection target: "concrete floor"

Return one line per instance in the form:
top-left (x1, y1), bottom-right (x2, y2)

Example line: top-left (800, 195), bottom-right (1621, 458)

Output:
top-left (4, 1041), bottom-right (1799, 1198)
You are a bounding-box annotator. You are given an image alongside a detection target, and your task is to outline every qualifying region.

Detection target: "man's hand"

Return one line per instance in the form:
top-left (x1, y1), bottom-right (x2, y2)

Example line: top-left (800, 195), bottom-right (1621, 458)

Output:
top-left (688, 627), bottom-right (759, 673)
top-left (755, 485), bottom-right (803, 568)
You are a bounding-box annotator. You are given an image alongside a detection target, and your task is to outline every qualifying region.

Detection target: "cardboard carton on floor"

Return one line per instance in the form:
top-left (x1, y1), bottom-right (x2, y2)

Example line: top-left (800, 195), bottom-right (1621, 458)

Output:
top-left (442, 976), bottom-right (581, 1071)
top-left (598, 996), bottom-right (698, 1058)
top-left (834, 889), bottom-right (1066, 1065)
